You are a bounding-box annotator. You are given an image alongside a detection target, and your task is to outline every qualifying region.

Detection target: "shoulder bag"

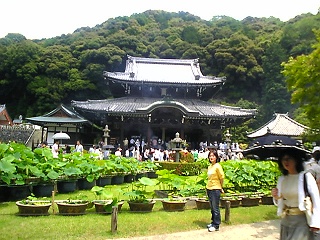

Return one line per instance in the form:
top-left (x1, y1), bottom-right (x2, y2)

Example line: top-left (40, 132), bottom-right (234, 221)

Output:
top-left (303, 173), bottom-right (313, 225)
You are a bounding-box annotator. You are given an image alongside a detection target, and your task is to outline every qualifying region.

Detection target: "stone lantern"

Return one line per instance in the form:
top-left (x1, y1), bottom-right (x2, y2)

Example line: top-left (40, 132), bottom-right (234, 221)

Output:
top-left (170, 132), bottom-right (185, 162)
top-left (103, 125), bottom-right (110, 145)
top-left (224, 129), bottom-right (232, 150)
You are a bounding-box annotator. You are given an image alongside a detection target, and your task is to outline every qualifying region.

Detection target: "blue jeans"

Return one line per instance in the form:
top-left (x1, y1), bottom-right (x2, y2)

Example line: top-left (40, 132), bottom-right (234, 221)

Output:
top-left (206, 189), bottom-right (221, 228)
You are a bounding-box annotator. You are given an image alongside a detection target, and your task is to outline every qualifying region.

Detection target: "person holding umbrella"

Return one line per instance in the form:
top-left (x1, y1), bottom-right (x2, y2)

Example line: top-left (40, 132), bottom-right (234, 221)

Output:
top-left (272, 148), bottom-right (320, 239)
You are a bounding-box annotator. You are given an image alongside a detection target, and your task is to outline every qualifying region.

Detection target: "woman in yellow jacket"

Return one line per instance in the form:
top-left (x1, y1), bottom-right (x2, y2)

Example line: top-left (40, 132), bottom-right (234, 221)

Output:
top-left (206, 149), bottom-right (225, 232)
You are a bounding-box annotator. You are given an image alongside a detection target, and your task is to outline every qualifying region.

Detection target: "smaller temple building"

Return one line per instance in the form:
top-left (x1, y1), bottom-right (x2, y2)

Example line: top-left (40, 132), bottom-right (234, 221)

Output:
top-left (26, 104), bottom-right (92, 146)
top-left (247, 113), bottom-right (309, 139)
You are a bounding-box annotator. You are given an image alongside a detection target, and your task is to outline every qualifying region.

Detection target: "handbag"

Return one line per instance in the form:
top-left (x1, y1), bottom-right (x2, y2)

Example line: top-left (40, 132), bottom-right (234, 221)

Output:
top-left (303, 173), bottom-right (313, 225)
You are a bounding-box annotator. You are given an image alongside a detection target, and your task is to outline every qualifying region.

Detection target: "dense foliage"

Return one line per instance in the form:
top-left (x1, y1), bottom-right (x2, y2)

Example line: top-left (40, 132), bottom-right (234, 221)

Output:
top-left (0, 10), bottom-right (319, 132)
top-left (0, 142), bottom-right (158, 185)
top-left (282, 30), bottom-right (320, 140)
top-left (221, 160), bottom-right (280, 193)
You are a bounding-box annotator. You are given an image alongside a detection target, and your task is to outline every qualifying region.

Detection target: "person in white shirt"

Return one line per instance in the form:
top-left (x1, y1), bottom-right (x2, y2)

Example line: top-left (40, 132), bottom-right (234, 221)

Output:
top-left (272, 148), bottom-right (320, 239)
top-left (51, 140), bottom-right (59, 158)
top-left (75, 140), bottom-right (84, 155)
top-left (115, 148), bottom-right (122, 157)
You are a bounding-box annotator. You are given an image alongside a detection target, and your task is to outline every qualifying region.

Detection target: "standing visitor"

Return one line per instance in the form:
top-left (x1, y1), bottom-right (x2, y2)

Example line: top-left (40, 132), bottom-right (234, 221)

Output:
top-left (51, 140), bottom-right (59, 158)
top-left (206, 149), bottom-right (224, 232)
top-left (75, 140), bottom-right (83, 155)
top-left (272, 148), bottom-right (320, 240)
top-left (304, 146), bottom-right (320, 194)
top-left (115, 148), bottom-right (122, 157)
top-left (123, 138), bottom-right (129, 150)
top-left (193, 149), bottom-right (199, 161)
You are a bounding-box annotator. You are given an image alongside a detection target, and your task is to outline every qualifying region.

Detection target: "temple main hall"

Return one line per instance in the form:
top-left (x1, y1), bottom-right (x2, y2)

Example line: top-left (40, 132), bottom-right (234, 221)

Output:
top-left (69, 55), bottom-right (256, 149)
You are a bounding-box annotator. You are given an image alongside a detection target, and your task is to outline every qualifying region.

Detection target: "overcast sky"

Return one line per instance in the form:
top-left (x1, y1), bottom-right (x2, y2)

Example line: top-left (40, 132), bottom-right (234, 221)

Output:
top-left (0, 0), bottom-right (319, 40)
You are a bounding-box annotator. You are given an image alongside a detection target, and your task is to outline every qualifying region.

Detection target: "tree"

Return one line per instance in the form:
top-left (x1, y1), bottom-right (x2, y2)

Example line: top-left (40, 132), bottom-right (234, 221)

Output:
top-left (282, 30), bottom-right (320, 139)
top-left (260, 40), bottom-right (291, 123)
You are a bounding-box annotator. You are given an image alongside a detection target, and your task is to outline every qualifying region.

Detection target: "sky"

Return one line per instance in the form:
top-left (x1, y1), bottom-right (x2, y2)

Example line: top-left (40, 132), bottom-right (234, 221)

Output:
top-left (0, 0), bottom-right (319, 40)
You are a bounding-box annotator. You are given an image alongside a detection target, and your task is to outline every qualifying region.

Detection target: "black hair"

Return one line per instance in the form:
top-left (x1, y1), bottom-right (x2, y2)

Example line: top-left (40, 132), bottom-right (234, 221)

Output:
top-left (277, 148), bottom-right (305, 175)
top-left (313, 151), bottom-right (320, 162)
top-left (208, 149), bottom-right (220, 163)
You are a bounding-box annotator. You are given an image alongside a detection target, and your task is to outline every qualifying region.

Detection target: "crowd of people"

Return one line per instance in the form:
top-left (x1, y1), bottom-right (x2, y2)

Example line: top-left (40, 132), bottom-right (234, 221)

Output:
top-left (110, 137), bottom-right (246, 163)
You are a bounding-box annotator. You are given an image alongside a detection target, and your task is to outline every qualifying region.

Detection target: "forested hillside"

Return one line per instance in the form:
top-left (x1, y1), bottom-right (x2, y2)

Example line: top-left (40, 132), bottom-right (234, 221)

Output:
top-left (0, 10), bottom-right (319, 128)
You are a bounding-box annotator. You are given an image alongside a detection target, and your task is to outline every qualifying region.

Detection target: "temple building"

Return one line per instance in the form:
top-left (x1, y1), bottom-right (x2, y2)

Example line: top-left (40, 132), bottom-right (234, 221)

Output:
top-left (26, 104), bottom-right (92, 146)
top-left (70, 55), bottom-right (256, 149)
top-left (247, 113), bottom-right (309, 139)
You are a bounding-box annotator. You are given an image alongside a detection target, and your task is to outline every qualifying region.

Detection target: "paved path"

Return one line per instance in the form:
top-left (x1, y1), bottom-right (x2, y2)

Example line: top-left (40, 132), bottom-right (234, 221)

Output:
top-left (115, 219), bottom-right (280, 240)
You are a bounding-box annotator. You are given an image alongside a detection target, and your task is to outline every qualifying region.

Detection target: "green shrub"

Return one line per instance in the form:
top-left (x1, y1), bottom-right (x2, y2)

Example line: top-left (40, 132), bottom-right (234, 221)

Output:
top-left (221, 159), bottom-right (281, 193)
top-left (157, 162), bottom-right (202, 176)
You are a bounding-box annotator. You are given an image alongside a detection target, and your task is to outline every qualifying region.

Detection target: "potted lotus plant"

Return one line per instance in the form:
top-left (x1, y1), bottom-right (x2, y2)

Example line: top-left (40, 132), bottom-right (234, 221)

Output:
top-left (124, 177), bottom-right (159, 212)
top-left (55, 193), bottom-right (90, 215)
top-left (16, 194), bottom-right (52, 216)
top-left (77, 155), bottom-right (100, 190)
top-left (91, 186), bottom-right (124, 214)
top-left (31, 147), bottom-right (60, 197)
top-left (95, 159), bottom-right (116, 186)
top-left (56, 154), bottom-right (83, 193)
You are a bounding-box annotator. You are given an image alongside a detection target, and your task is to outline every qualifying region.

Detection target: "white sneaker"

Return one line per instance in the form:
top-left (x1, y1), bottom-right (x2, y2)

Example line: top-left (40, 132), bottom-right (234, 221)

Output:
top-left (208, 226), bottom-right (219, 232)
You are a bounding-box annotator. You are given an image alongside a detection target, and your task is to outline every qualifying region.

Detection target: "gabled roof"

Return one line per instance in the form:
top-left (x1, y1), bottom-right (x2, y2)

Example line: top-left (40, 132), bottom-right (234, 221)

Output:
top-left (0, 104), bottom-right (13, 125)
top-left (26, 104), bottom-right (90, 125)
top-left (247, 113), bottom-right (309, 138)
top-left (103, 55), bottom-right (226, 86)
top-left (71, 97), bottom-right (256, 119)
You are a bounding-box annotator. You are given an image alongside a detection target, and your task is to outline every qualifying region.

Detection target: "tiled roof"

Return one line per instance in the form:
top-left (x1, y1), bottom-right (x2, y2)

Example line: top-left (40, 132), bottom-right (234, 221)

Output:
top-left (71, 97), bottom-right (256, 119)
top-left (26, 104), bottom-right (90, 125)
top-left (103, 55), bottom-right (226, 86)
top-left (25, 116), bottom-right (89, 124)
top-left (247, 113), bottom-right (309, 138)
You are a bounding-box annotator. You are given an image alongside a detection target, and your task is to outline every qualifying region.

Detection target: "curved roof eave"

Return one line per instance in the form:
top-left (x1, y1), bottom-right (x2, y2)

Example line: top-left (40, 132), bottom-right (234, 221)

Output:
top-left (136, 100), bottom-right (199, 116)
top-left (105, 74), bottom-right (225, 86)
top-left (72, 97), bottom-right (256, 119)
top-left (25, 116), bottom-right (89, 125)
top-left (247, 113), bottom-right (309, 138)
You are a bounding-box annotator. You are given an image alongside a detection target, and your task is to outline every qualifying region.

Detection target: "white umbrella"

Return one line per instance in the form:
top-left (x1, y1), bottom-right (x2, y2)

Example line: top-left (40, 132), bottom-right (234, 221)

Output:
top-left (52, 132), bottom-right (70, 140)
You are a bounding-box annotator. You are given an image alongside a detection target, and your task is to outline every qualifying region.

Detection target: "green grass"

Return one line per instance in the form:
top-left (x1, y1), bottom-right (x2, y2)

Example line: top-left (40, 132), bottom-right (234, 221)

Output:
top-left (0, 184), bottom-right (278, 240)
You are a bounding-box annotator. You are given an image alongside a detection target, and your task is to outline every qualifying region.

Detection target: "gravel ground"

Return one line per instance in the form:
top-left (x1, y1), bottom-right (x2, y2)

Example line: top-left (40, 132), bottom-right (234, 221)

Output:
top-left (114, 219), bottom-right (281, 240)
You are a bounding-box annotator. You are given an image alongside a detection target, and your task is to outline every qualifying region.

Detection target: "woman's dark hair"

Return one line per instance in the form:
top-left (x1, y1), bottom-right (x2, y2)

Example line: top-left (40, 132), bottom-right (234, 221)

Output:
top-left (277, 148), bottom-right (305, 175)
top-left (208, 149), bottom-right (220, 163)
top-left (313, 151), bottom-right (320, 162)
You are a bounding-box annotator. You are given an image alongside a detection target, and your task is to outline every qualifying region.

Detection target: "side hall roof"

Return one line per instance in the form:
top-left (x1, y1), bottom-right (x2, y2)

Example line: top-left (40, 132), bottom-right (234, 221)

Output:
top-left (103, 55), bottom-right (226, 86)
top-left (247, 113), bottom-right (309, 138)
top-left (71, 97), bottom-right (256, 119)
top-left (26, 104), bottom-right (90, 125)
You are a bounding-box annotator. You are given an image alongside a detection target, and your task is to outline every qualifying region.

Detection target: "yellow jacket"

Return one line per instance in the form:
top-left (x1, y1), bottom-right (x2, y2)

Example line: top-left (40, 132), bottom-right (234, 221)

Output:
top-left (206, 163), bottom-right (224, 190)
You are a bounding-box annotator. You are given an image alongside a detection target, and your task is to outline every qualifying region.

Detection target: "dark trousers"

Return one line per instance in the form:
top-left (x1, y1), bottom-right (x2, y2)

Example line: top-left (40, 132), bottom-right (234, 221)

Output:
top-left (206, 189), bottom-right (221, 227)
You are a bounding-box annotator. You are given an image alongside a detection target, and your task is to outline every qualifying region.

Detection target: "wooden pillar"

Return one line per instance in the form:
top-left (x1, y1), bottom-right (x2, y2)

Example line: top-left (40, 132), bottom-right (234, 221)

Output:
top-left (120, 123), bottom-right (124, 149)
top-left (147, 125), bottom-right (151, 148)
top-left (51, 191), bottom-right (56, 215)
top-left (161, 127), bottom-right (166, 143)
top-left (225, 200), bottom-right (231, 223)
top-left (111, 206), bottom-right (118, 233)
top-left (180, 129), bottom-right (184, 139)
